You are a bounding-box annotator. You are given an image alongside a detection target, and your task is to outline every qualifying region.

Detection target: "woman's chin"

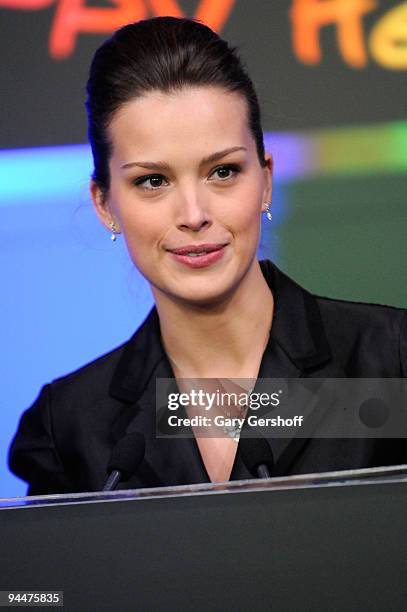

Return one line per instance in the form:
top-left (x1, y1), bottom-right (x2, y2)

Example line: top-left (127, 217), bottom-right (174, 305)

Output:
top-left (153, 279), bottom-right (236, 309)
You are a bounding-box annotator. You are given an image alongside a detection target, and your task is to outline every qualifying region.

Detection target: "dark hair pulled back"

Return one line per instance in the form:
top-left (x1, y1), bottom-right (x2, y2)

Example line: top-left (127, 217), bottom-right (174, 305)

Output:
top-left (85, 16), bottom-right (267, 193)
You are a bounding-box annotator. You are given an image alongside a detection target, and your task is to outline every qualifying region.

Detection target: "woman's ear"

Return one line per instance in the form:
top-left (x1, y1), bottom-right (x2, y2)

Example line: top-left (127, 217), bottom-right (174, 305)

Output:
top-left (89, 180), bottom-right (119, 232)
top-left (261, 152), bottom-right (273, 212)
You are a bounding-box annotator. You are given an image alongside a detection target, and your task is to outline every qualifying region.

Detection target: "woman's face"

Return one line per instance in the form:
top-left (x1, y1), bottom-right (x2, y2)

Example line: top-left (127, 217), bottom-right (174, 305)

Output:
top-left (91, 86), bottom-right (272, 307)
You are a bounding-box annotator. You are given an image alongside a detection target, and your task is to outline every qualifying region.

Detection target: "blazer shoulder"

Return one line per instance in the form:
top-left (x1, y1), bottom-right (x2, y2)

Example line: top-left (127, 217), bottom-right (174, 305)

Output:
top-left (313, 294), bottom-right (407, 376)
top-left (315, 294), bottom-right (406, 332)
top-left (50, 337), bottom-right (128, 400)
top-left (49, 307), bottom-right (160, 406)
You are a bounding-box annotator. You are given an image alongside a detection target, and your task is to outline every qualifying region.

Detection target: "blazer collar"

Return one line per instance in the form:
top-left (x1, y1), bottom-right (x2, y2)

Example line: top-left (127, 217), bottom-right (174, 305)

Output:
top-left (260, 259), bottom-right (331, 372)
top-left (109, 307), bottom-right (165, 403)
top-left (109, 260), bottom-right (332, 403)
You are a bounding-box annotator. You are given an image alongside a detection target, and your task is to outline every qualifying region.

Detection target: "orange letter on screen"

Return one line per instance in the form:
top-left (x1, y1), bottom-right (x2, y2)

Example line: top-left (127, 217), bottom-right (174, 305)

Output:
top-left (290, 0), bottom-right (376, 68)
top-left (49, 0), bottom-right (148, 59)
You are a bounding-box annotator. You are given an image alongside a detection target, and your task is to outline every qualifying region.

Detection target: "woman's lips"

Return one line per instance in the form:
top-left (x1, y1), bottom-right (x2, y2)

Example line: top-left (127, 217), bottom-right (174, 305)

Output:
top-left (167, 244), bottom-right (227, 269)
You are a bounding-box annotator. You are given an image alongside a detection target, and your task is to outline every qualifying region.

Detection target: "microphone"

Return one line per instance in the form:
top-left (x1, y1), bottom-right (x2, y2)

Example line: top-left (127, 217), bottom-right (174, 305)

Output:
top-left (102, 432), bottom-right (146, 491)
top-left (239, 434), bottom-right (274, 479)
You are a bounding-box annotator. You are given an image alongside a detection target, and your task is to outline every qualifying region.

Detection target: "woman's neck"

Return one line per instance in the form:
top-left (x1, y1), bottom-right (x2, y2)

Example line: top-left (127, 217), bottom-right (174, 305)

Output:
top-left (154, 260), bottom-right (274, 379)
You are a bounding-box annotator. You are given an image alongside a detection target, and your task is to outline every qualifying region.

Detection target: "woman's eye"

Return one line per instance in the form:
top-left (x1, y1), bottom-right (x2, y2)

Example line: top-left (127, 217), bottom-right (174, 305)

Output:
top-left (210, 164), bottom-right (241, 181)
top-left (133, 174), bottom-right (168, 190)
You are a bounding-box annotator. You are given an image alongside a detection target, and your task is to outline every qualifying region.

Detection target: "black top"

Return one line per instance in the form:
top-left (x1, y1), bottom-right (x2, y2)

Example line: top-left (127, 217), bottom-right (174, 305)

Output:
top-left (9, 260), bottom-right (407, 494)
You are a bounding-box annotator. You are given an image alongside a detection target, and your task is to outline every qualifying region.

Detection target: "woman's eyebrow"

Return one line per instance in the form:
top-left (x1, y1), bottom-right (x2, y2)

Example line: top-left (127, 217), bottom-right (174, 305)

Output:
top-left (121, 146), bottom-right (247, 171)
top-left (201, 146), bottom-right (247, 165)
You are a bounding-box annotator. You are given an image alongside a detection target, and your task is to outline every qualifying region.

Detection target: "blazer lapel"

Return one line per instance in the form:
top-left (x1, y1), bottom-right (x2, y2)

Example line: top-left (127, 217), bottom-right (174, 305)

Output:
top-left (109, 308), bottom-right (210, 486)
top-left (247, 261), bottom-right (343, 475)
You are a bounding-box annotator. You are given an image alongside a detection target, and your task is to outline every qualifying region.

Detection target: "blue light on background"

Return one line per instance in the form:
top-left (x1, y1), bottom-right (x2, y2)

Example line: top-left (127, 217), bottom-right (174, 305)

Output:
top-left (0, 145), bottom-right (93, 204)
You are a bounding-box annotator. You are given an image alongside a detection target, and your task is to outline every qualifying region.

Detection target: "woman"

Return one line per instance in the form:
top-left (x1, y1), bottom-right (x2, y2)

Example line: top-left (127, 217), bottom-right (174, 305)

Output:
top-left (9, 17), bottom-right (407, 495)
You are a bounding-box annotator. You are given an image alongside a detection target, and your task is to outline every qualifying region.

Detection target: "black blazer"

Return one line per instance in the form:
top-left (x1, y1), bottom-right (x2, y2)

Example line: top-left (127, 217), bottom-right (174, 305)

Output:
top-left (9, 260), bottom-right (407, 495)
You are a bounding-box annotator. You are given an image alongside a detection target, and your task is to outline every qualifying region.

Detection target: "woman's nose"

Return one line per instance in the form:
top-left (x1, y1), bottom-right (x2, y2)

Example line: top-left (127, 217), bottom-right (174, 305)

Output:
top-left (175, 194), bottom-right (211, 232)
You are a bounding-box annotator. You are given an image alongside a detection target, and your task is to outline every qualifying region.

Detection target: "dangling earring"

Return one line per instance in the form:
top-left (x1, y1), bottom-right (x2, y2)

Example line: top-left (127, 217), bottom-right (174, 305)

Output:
top-left (264, 202), bottom-right (272, 221)
top-left (110, 221), bottom-right (119, 241)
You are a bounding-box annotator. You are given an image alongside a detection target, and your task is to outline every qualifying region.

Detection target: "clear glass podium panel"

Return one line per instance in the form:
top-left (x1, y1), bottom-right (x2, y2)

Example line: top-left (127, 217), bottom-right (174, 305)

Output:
top-left (2, 464), bottom-right (407, 510)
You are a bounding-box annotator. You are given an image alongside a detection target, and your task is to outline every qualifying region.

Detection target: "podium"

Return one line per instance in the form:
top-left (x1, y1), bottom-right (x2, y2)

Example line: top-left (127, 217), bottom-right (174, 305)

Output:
top-left (2, 465), bottom-right (407, 611)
